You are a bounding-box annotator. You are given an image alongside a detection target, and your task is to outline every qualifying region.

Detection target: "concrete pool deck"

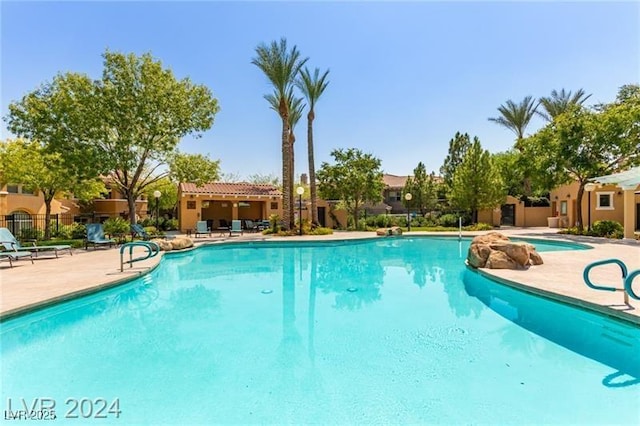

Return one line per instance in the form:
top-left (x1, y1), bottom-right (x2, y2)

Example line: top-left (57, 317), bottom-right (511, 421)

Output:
top-left (1, 228), bottom-right (639, 324)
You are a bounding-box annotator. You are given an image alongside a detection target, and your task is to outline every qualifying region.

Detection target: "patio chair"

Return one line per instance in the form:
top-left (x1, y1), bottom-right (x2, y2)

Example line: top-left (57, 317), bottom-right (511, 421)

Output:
top-left (0, 227), bottom-right (72, 258)
top-left (229, 220), bottom-right (243, 237)
top-left (130, 223), bottom-right (152, 241)
top-left (243, 220), bottom-right (258, 233)
top-left (85, 223), bottom-right (116, 249)
top-left (194, 221), bottom-right (211, 238)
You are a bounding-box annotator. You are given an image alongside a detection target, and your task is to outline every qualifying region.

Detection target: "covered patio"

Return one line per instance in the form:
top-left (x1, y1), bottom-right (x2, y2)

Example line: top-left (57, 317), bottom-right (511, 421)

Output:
top-left (178, 182), bottom-right (282, 233)
top-left (590, 166), bottom-right (640, 239)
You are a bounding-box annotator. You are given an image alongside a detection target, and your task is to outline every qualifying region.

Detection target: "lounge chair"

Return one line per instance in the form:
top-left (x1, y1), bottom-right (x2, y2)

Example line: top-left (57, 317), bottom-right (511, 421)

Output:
top-left (130, 223), bottom-right (152, 241)
top-left (229, 220), bottom-right (243, 237)
top-left (0, 227), bottom-right (72, 258)
top-left (194, 221), bottom-right (211, 238)
top-left (85, 223), bottom-right (116, 249)
top-left (0, 249), bottom-right (34, 267)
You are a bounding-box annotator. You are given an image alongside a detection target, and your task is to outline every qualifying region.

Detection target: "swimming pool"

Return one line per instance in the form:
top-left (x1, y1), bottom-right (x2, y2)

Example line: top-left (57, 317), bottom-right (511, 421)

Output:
top-left (2, 237), bottom-right (639, 424)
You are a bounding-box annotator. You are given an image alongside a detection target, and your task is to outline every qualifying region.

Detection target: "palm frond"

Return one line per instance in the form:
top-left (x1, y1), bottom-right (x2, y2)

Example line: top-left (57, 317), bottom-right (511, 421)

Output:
top-left (488, 96), bottom-right (538, 139)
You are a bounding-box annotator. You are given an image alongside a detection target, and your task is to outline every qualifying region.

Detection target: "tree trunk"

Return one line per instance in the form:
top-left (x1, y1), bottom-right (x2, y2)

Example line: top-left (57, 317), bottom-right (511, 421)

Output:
top-left (281, 116), bottom-right (291, 230)
top-left (127, 193), bottom-right (138, 225)
top-left (289, 131), bottom-right (295, 230)
top-left (353, 201), bottom-right (359, 229)
top-left (307, 112), bottom-right (319, 225)
top-left (576, 183), bottom-right (585, 232)
top-left (44, 196), bottom-right (53, 240)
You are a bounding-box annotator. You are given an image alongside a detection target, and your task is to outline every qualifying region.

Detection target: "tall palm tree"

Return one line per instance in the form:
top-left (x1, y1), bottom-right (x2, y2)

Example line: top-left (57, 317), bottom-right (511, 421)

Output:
top-left (252, 38), bottom-right (308, 230)
top-left (296, 67), bottom-right (330, 226)
top-left (488, 95), bottom-right (539, 146)
top-left (266, 89), bottom-right (305, 227)
top-left (537, 88), bottom-right (591, 122)
top-left (489, 96), bottom-right (539, 195)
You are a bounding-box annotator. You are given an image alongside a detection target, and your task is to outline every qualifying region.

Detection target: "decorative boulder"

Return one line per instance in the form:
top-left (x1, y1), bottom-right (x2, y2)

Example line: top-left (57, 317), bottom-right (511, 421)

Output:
top-left (152, 239), bottom-right (173, 251)
top-left (376, 226), bottom-right (403, 236)
top-left (467, 232), bottom-right (543, 270)
top-left (170, 237), bottom-right (194, 250)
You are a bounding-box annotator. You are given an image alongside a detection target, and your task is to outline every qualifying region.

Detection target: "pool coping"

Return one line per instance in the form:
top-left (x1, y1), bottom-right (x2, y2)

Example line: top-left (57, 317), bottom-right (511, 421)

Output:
top-left (1, 230), bottom-right (639, 325)
top-left (469, 266), bottom-right (640, 326)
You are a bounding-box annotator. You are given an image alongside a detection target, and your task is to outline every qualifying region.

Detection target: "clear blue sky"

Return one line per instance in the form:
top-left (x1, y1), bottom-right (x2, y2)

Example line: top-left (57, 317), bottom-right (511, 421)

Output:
top-left (1, 1), bottom-right (638, 181)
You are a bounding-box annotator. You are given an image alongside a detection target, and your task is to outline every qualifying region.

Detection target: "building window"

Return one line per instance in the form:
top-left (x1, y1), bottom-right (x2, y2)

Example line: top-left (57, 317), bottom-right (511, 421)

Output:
top-left (6, 184), bottom-right (18, 193)
top-left (20, 186), bottom-right (35, 195)
top-left (596, 192), bottom-right (614, 210)
top-left (270, 202), bottom-right (278, 210)
top-left (187, 201), bottom-right (196, 210)
top-left (560, 200), bottom-right (567, 215)
top-left (388, 191), bottom-right (401, 202)
top-left (7, 210), bottom-right (33, 238)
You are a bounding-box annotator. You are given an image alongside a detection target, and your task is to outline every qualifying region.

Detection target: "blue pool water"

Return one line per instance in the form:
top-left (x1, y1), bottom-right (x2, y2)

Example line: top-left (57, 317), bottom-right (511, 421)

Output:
top-left (1, 237), bottom-right (639, 424)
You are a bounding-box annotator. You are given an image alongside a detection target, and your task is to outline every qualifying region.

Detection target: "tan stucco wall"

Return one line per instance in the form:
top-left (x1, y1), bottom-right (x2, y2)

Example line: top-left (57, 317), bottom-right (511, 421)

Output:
top-left (551, 182), bottom-right (626, 227)
top-left (178, 194), bottom-right (282, 232)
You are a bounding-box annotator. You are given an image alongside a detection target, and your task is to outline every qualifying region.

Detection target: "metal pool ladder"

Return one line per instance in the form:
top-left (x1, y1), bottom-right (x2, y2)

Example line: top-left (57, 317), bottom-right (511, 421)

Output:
top-left (583, 258), bottom-right (640, 303)
top-left (120, 241), bottom-right (161, 272)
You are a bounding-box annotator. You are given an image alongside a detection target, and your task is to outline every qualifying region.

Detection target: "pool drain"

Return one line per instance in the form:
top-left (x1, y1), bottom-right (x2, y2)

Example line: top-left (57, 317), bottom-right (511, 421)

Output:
top-left (347, 287), bottom-right (358, 292)
top-left (261, 289), bottom-right (273, 294)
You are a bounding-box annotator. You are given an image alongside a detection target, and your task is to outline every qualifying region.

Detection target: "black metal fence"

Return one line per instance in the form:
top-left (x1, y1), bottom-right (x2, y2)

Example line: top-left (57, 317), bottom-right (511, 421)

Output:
top-left (0, 213), bottom-right (78, 239)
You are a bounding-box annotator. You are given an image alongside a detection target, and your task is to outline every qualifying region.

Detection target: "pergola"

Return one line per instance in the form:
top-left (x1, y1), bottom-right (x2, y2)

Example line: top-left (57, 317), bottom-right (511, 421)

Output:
top-left (591, 166), bottom-right (640, 239)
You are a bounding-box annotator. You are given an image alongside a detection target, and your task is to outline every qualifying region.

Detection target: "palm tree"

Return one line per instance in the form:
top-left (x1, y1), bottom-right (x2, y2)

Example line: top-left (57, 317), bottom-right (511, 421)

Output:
top-left (488, 95), bottom-right (539, 145)
top-left (296, 67), bottom-right (330, 226)
top-left (489, 96), bottom-right (539, 195)
top-left (537, 88), bottom-right (591, 122)
top-left (252, 38), bottom-right (308, 230)
top-left (265, 89), bottom-right (305, 228)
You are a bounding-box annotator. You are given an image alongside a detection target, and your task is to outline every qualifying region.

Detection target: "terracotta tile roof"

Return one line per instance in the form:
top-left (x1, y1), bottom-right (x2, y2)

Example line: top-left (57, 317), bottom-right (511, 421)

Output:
top-left (179, 182), bottom-right (282, 196)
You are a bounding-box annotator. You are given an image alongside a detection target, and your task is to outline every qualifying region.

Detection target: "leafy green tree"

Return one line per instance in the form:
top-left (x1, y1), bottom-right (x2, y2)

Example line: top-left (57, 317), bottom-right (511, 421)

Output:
top-left (317, 148), bottom-right (384, 229)
top-left (537, 88), bottom-right (591, 122)
top-left (296, 67), bottom-right (330, 225)
top-left (488, 96), bottom-right (539, 143)
top-left (252, 38), bottom-right (308, 230)
top-left (449, 137), bottom-right (505, 223)
top-left (0, 139), bottom-right (105, 239)
top-left (247, 173), bottom-right (280, 186)
top-left (492, 150), bottom-right (526, 197)
top-left (403, 162), bottom-right (437, 215)
top-left (168, 151), bottom-right (220, 186)
top-left (6, 50), bottom-right (220, 224)
top-left (440, 132), bottom-right (472, 191)
top-left (144, 177), bottom-right (178, 213)
top-left (219, 172), bottom-right (242, 183)
top-left (523, 85), bottom-right (640, 230)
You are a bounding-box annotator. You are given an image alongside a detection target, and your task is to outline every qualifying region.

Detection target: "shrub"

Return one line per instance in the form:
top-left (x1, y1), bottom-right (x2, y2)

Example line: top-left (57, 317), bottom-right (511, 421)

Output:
top-left (70, 223), bottom-right (87, 239)
top-left (19, 227), bottom-right (43, 241)
top-left (464, 223), bottom-right (494, 231)
top-left (309, 227), bottom-right (333, 235)
top-left (590, 220), bottom-right (623, 238)
top-left (52, 224), bottom-right (73, 239)
top-left (162, 218), bottom-right (178, 231)
top-left (269, 214), bottom-right (280, 232)
top-left (103, 217), bottom-right (130, 236)
top-left (438, 214), bottom-right (459, 227)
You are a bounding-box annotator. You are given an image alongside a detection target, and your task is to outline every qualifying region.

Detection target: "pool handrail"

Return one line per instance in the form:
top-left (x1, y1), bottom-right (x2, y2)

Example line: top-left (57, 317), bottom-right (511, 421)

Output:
top-left (582, 258), bottom-right (629, 304)
top-left (120, 241), bottom-right (161, 272)
top-left (624, 269), bottom-right (640, 301)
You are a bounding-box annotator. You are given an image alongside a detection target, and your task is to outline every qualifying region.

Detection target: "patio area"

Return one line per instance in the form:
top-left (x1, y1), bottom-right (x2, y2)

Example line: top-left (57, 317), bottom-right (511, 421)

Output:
top-left (1, 228), bottom-right (639, 324)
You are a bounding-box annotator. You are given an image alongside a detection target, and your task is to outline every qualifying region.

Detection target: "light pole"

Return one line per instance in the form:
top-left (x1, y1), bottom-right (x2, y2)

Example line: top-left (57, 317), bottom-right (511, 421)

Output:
top-left (153, 190), bottom-right (161, 231)
top-left (296, 186), bottom-right (304, 236)
top-left (584, 183), bottom-right (596, 232)
top-left (404, 192), bottom-right (412, 232)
